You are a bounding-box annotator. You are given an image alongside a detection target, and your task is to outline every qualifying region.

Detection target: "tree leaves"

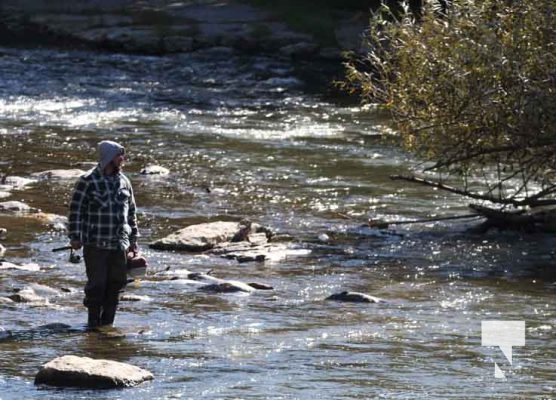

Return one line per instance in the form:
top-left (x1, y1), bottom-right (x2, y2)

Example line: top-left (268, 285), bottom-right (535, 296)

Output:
top-left (344, 0), bottom-right (556, 207)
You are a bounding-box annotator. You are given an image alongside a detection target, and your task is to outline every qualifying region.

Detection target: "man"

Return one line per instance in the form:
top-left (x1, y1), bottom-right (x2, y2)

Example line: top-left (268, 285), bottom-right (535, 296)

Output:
top-left (68, 140), bottom-right (139, 329)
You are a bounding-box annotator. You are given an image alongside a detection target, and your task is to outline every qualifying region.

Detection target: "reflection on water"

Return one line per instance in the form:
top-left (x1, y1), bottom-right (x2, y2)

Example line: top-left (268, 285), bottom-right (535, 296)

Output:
top-left (0, 47), bottom-right (554, 399)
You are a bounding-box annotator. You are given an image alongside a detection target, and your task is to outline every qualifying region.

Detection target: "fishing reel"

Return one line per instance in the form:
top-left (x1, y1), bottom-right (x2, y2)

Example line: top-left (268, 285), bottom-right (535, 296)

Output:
top-left (69, 248), bottom-right (81, 263)
top-left (52, 246), bottom-right (81, 263)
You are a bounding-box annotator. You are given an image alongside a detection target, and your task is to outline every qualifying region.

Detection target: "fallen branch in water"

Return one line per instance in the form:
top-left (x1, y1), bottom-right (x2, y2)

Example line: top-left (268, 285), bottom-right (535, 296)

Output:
top-left (468, 203), bottom-right (556, 233)
top-left (368, 213), bottom-right (481, 229)
top-left (390, 174), bottom-right (505, 204)
top-left (390, 174), bottom-right (556, 208)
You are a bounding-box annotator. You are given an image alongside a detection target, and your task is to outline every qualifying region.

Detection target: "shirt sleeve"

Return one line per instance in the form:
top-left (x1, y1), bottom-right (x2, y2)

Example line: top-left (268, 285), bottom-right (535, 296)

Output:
top-left (128, 184), bottom-right (139, 242)
top-left (68, 177), bottom-right (88, 241)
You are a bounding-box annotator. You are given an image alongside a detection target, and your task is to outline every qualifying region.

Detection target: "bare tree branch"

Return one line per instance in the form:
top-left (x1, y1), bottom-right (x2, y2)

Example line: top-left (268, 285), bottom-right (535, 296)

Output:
top-left (390, 174), bottom-right (556, 207)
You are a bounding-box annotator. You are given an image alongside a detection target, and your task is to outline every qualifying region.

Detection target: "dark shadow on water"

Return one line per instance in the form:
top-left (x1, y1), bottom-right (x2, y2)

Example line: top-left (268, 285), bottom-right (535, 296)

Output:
top-left (313, 222), bottom-right (556, 286)
top-left (0, 323), bottom-right (84, 342)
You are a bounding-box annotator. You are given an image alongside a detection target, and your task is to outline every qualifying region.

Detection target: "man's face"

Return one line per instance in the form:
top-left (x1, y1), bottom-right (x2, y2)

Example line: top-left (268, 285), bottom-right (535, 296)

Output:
top-left (111, 149), bottom-right (125, 172)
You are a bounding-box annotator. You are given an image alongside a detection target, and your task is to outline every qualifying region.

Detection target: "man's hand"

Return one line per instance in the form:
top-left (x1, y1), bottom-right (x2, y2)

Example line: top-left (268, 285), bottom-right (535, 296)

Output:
top-left (70, 239), bottom-right (82, 250)
top-left (128, 242), bottom-right (138, 254)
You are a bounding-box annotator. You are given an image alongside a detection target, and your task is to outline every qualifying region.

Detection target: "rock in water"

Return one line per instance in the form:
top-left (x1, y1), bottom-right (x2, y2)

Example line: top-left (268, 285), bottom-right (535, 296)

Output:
top-left (198, 280), bottom-right (255, 293)
top-left (0, 200), bottom-right (39, 213)
top-left (31, 169), bottom-right (85, 180)
top-left (247, 282), bottom-right (274, 290)
top-left (149, 221), bottom-right (240, 251)
top-left (34, 355), bottom-right (153, 389)
top-left (325, 291), bottom-right (383, 303)
top-left (140, 165), bottom-right (170, 175)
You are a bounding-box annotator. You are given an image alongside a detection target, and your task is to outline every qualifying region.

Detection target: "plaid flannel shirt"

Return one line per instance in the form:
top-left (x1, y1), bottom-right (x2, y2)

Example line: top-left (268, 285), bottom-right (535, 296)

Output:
top-left (68, 166), bottom-right (138, 250)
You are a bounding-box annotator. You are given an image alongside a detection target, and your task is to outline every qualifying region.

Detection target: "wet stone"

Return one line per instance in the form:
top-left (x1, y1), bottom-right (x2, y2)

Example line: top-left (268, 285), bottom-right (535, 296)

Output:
top-left (149, 221), bottom-right (245, 252)
top-left (325, 291), bottom-right (383, 303)
top-left (198, 280), bottom-right (255, 293)
top-left (31, 169), bottom-right (85, 180)
top-left (140, 165), bottom-right (170, 175)
top-left (0, 261), bottom-right (41, 271)
top-left (0, 201), bottom-right (39, 213)
top-left (1, 176), bottom-right (37, 189)
top-left (8, 290), bottom-right (46, 304)
top-left (120, 294), bottom-right (150, 302)
top-left (34, 355), bottom-right (153, 389)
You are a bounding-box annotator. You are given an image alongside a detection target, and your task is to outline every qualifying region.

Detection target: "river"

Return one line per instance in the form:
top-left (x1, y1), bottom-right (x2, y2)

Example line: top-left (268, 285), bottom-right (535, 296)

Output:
top-left (0, 46), bottom-right (554, 399)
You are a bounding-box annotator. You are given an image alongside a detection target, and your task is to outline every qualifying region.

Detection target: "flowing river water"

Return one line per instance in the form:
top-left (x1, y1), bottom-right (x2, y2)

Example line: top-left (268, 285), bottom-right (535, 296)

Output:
top-left (0, 47), bottom-right (554, 399)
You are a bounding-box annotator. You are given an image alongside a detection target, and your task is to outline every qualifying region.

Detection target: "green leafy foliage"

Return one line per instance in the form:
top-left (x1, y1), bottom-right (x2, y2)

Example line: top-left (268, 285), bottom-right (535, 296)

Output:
top-left (344, 0), bottom-right (556, 207)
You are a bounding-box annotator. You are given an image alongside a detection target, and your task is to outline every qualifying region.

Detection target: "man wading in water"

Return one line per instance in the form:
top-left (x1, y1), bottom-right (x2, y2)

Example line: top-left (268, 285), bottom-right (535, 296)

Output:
top-left (68, 140), bottom-right (139, 329)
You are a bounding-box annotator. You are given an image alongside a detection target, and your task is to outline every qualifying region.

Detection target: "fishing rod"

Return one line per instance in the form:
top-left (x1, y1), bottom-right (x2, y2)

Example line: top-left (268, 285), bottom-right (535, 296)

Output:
top-left (52, 245), bottom-right (81, 263)
top-left (368, 213), bottom-right (481, 229)
top-left (52, 245), bottom-right (73, 252)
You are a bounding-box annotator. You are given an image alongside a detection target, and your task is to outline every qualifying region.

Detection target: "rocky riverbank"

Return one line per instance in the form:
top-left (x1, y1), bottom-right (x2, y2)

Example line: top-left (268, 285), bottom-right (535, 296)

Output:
top-left (0, 0), bottom-right (368, 65)
top-left (0, 0), bottom-right (372, 96)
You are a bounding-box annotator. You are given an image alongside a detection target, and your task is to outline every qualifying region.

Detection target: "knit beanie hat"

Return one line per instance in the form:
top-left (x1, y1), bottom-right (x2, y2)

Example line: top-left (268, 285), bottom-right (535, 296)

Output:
top-left (98, 140), bottom-right (125, 170)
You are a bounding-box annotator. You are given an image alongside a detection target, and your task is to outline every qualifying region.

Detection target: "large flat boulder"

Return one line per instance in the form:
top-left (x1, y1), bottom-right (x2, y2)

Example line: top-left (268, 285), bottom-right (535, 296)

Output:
top-left (149, 221), bottom-right (243, 252)
top-left (34, 355), bottom-right (153, 389)
top-left (148, 220), bottom-right (310, 263)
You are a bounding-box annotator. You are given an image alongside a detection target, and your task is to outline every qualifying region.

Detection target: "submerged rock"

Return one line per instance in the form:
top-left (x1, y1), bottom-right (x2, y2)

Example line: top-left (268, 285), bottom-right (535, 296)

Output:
top-left (34, 355), bottom-right (153, 389)
top-left (0, 261), bottom-right (42, 272)
top-left (35, 323), bottom-right (74, 332)
top-left (8, 288), bottom-right (47, 304)
top-left (0, 296), bottom-right (15, 305)
top-left (0, 175), bottom-right (37, 189)
top-left (159, 269), bottom-right (274, 293)
top-left (0, 323), bottom-right (81, 342)
top-left (0, 200), bottom-right (40, 213)
top-left (198, 281), bottom-right (255, 293)
top-left (140, 165), bottom-right (170, 175)
top-left (325, 291), bottom-right (383, 304)
top-left (28, 212), bottom-right (68, 230)
top-left (120, 294), bottom-right (151, 302)
top-left (31, 169), bottom-right (85, 180)
top-left (245, 282), bottom-right (274, 290)
top-left (198, 279), bottom-right (274, 293)
top-left (26, 283), bottom-right (65, 297)
top-left (4, 283), bottom-right (69, 306)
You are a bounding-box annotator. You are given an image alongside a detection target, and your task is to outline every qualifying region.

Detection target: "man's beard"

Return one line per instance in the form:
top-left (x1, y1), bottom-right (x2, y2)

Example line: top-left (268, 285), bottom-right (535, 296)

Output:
top-left (110, 161), bottom-right (122, 174)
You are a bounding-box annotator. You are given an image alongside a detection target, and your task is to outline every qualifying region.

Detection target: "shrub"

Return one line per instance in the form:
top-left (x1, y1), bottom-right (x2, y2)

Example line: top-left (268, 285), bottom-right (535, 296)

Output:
top-left (344, 0), bottom-right (556, 208)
